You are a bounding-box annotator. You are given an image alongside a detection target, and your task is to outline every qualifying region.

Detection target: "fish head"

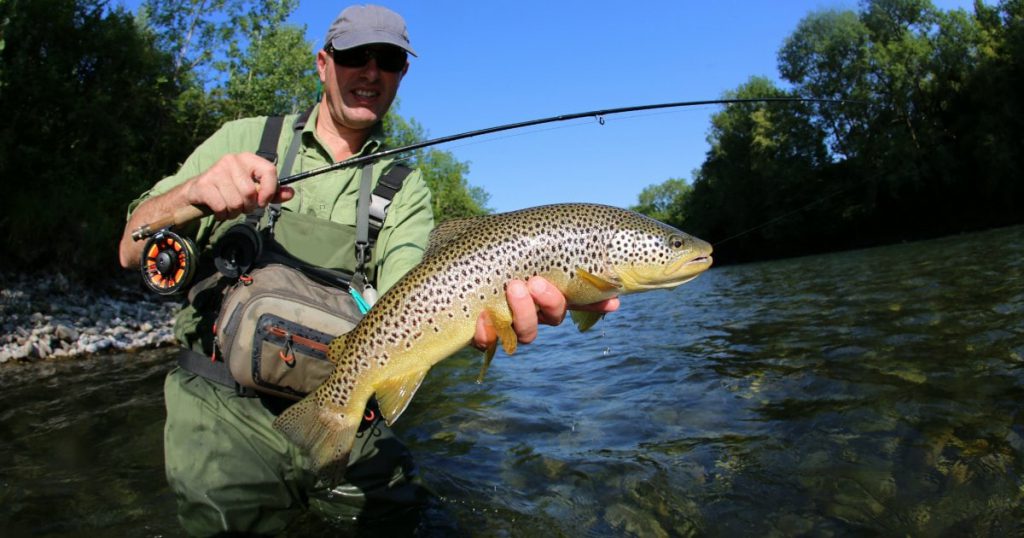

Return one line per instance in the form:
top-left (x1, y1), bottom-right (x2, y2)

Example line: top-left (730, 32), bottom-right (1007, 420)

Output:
top-left (607, 212), bottom-right (713, 292)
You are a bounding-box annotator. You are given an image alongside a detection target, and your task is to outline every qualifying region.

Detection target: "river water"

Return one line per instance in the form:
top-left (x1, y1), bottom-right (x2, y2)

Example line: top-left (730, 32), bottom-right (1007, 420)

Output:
top-left (1, 226), bottom-right (1022, 536)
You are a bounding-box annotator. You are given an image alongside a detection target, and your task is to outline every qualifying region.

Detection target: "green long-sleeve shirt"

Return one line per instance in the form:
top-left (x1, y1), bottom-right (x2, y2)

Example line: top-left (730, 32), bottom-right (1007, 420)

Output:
top-left (128, 104), bottom-right (434, 349)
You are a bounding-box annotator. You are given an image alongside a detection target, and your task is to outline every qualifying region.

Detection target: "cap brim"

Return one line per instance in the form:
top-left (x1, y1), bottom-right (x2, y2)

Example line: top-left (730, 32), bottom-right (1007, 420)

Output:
top-left (330, 30), bottom-right (417, 56)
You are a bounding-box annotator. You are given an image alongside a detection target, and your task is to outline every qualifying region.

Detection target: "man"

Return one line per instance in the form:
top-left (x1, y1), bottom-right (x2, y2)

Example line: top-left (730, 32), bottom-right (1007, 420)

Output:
top-left (119, 5), bottom-right (617, 535)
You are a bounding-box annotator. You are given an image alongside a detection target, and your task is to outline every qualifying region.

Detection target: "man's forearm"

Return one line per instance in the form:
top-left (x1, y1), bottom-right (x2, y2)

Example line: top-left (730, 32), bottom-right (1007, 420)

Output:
top-left (118, 181), bottom-right (193, 269)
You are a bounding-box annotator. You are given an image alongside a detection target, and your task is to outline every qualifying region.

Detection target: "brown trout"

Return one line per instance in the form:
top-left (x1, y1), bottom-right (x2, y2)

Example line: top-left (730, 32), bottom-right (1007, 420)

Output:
top-left (273, 203), bottom-right (713, 481)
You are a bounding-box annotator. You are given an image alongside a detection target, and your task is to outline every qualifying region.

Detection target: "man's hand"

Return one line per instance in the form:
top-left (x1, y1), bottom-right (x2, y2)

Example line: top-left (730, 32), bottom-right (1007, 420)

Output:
top-left (473, 276), bottom-right (620, 350)
top-left (118, 153), bottom-right (294, 268)
top-left (184, 153), bottom-right (290, 221)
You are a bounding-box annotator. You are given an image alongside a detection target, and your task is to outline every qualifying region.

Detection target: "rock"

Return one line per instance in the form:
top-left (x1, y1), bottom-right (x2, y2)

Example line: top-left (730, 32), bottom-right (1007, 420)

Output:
top-left (53, 273), bottom-right (69, 293)
top-left (54, 323), bottom-right (80, 342)
top-left (33, 339), bottom-right (52, 359)
top-left (1, 270), bottom-right (180, 361)
top-left (12, 343), bottom-right (33, 361)
top-left (65, 305), bottom-right (88, 317)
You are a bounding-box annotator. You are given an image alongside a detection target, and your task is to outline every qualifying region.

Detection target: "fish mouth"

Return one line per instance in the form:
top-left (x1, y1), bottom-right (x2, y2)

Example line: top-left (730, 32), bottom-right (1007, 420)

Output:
top-left (663, 256), bottom-right (712, 287)
top-left (621, 253), bottom-right (713, 291)
top-left (663, 253), bottom-right (713, 281)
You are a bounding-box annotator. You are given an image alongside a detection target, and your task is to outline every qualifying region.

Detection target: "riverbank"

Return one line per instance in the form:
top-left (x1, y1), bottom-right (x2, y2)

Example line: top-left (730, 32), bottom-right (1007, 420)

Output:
top-left (0, 271), bottom-right (180, 363)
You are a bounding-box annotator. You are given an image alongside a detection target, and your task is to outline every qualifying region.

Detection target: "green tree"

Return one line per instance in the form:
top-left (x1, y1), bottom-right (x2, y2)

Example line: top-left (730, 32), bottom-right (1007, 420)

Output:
top-left (630, 178), bottom-right (691, 227)
top-left (139, 0), bottom-right (240, 84)
top-left (137, 0), bottom-right (243, 140)
top-left (383, 107), bottom-right (490, 222)
top-left (221, 0), bottom-right (316, 117)
top-left (0, 0), bottom-right (184, 273)
top-left (680, 77), bottom-right (830, 261)
top-left (672, 0), bottom-right (1024, 264)
top-left (223, 25), bottom-right (316, 117)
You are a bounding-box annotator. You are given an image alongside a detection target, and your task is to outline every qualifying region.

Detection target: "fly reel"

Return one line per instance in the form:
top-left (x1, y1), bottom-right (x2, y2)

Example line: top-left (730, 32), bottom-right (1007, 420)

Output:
top-left (140, 229), bottom-right (198, 295)
top-left (213, 223), bottom-right (262, 279)
top-left (137, 219), bottom-right (264, 296)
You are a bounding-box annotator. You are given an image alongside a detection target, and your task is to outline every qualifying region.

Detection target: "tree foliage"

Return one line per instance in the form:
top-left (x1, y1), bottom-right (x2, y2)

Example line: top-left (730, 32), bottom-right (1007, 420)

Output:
top-left (637, 0), bottom-right (1024, 264)
top-left (0, 0), bottom-right (486, 276)
top-left (383, 108), bottom-right (490, 222)
top-left (0, 0), bottom-right (186, 272)
top-left (630, 178), bottom-right (691, 225)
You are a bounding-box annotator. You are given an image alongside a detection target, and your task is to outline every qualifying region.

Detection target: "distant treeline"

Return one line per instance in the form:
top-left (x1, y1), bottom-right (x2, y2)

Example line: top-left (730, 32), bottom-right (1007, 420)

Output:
top-left (0, 0), bottom-right (487, 277)
top-left (632, 0), bottom-right (1023, 264)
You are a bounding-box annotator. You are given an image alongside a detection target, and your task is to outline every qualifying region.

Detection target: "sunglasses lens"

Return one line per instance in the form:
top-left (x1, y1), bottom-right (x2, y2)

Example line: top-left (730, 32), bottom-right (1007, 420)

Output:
top-left (332, 46), bottom-right (406, 73)
top-left (374, 48), bottom-right (407, 72)
top-left (332, 48), bottom-right (364, 68)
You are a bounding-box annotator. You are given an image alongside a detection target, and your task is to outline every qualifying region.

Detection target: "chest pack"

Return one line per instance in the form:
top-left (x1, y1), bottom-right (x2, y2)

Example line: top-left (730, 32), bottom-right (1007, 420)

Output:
top-left (178, 110), bottom-right (412, 400)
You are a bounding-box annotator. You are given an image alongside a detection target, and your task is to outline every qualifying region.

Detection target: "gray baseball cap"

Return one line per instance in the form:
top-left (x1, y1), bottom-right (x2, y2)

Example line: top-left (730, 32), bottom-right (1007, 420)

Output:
top-left (323, 5), bottom-right (417, 56)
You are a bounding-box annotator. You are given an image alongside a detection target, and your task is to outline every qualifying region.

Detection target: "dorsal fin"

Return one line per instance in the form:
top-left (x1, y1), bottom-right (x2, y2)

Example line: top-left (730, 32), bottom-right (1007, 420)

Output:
top-left (424, 216), bottom-right (482, 257)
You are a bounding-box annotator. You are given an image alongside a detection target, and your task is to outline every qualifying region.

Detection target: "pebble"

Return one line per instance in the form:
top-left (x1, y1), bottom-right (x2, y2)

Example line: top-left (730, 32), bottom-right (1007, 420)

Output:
top-left (0, 271), bottom-right (180, 363)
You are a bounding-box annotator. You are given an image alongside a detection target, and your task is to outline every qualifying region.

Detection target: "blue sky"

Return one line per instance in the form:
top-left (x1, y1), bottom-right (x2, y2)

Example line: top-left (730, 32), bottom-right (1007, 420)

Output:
top-left (120, 0), bottom-right (977, 213)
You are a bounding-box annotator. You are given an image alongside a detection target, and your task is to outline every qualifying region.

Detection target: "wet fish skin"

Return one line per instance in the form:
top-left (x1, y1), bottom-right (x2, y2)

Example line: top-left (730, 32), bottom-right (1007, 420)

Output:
top-left (273, 203), bottom-right (713, 482)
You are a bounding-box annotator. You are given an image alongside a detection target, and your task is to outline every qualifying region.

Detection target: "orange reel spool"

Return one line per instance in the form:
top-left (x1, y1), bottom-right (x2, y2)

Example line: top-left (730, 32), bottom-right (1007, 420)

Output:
top-left (140, 229), bottom-right (197, 295)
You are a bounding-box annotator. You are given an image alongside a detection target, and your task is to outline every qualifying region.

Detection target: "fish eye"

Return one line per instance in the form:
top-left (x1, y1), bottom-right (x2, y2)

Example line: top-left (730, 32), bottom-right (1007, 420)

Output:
top-left (667, 234), bottom-right (686, 250)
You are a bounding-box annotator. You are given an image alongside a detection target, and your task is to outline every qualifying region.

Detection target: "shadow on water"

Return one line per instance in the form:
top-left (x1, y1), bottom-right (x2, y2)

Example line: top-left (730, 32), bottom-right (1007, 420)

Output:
top-left (2, 225), bottom-right (1023, 536)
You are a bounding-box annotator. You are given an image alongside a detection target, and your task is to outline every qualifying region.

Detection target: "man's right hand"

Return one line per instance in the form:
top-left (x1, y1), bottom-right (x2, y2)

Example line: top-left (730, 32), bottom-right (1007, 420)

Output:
top-left (183, 153), bottom-right (290, 221)
top-left (118, 153), bottom-right (294, 268)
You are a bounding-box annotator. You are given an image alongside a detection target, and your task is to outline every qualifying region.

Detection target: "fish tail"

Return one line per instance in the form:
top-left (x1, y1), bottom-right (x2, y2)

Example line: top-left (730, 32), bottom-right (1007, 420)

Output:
top-left (273, 393), bottom-right (361, 485)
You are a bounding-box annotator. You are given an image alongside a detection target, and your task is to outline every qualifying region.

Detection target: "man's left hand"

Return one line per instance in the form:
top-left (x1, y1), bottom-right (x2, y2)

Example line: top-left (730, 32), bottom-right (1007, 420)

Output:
top-left (472, 276), bottom-right (619, 350)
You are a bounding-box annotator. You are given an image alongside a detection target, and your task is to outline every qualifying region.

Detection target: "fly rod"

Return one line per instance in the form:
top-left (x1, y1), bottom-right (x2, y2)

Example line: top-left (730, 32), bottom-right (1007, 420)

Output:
top-left (130, 97), bottom-right (852, 241)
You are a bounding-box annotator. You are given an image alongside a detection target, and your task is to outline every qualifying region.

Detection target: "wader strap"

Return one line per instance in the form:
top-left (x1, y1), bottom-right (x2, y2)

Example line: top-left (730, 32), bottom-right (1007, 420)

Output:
top-left (176, 348), bottom-right (256, 397)
top-left (368, 164), bottom-right (413, 243)
top-left (256, 116), bottom-right (284, 163)
top-left (355, 162), bottom-right (374, 272)
top-left (279, 106), bottom-right (313, 177)
top-left (250, 107), bottom-right (314, 232)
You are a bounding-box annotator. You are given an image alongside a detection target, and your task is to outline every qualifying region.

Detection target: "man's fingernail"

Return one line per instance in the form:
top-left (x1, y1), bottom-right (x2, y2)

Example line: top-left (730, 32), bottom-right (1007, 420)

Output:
top-left (509, 281), bottom-right (528, 298)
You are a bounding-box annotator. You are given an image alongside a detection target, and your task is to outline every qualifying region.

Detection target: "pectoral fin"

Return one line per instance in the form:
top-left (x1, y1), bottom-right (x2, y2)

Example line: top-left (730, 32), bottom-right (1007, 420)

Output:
top-left (375, 368), bottom-right (431, 425)
top-left (570, 310), bottom-right (605, 332)
top-left (576, 267), bottom-right (621, 292)
top-left (479, 341), bottom-right (497, 384)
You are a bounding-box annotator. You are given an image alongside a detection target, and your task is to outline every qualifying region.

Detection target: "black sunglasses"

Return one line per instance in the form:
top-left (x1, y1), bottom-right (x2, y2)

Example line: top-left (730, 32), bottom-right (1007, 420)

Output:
top-left (329, 45), bottom-right (407, 73)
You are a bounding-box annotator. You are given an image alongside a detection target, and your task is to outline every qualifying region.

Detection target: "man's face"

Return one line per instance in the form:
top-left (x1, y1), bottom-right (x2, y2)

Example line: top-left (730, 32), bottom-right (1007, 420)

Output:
top-left (317, 45), bottom-right (408, 132)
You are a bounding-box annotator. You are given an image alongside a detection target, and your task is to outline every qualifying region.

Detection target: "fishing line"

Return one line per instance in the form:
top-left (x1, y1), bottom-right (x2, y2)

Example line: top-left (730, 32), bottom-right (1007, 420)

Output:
top-left (712, 186), bottom-right (851, 246)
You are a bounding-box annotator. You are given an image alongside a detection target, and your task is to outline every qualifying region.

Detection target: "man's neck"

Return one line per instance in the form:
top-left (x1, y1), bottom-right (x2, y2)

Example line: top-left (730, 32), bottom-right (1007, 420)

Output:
top-left (315, 105), bottom-right (373, 162)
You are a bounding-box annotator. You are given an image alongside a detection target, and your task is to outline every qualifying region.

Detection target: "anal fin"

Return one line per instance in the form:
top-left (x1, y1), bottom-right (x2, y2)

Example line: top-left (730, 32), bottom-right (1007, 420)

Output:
top-left (375, 369), bottom-right (430, 425)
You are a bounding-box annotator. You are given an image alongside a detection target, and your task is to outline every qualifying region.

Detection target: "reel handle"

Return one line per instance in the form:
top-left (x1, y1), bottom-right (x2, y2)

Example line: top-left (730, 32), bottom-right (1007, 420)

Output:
top-left (131, 205), bottom-right (207, 241)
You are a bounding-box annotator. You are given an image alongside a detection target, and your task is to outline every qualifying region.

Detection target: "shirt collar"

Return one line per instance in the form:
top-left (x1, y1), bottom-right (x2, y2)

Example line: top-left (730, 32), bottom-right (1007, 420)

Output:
top-left (304, 103), bottom-right (387, 160)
